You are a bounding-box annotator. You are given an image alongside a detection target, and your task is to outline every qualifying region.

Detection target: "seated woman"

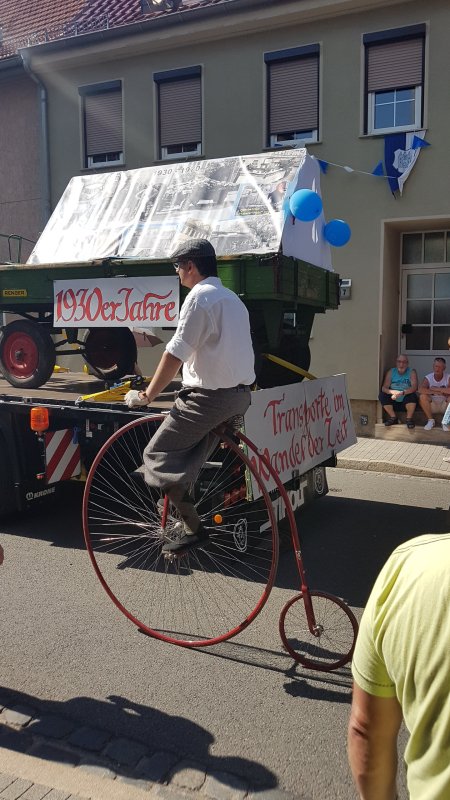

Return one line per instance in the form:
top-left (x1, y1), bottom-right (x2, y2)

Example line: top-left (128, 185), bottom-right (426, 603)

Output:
top-left (379, 355), bottom-right (418, 429)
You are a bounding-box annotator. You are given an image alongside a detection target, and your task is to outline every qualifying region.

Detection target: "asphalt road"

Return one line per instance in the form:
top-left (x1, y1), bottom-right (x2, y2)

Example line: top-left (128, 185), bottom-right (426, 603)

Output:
top-left (1, 468), bottom-right (449, 799)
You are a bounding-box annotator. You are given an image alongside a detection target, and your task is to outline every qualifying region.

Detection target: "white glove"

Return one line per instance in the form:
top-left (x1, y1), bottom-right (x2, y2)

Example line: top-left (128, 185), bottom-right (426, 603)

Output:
top-left (124, 389), bottom-right (149, 408)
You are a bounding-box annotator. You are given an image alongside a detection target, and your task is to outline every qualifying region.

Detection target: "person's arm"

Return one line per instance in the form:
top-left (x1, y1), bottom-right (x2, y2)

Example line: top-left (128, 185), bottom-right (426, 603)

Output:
top-left (405, 369), bottom-right (418, 395)
top-left (381, 370), bottom-right (393, 395)
top-left (348, 682), bottom-right (402, 800)
top-left (140, 351), bottom-right (182, 404)
top-left (418, 377), bottom-right (431, 395)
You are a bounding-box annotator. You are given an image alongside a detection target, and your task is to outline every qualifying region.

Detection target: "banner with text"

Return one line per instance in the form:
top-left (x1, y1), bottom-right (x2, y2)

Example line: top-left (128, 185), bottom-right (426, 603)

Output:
top-left (53, 276), bottom-right (179, 327)
top-left (243, 375), bottom-right (356, 498)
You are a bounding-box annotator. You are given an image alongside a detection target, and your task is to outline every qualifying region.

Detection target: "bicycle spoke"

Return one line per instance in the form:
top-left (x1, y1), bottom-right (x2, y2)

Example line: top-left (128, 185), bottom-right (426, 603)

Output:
top-left (279, 591), bottom-right (358, 671)
top-left (83, 415), bottom-right (278, 646)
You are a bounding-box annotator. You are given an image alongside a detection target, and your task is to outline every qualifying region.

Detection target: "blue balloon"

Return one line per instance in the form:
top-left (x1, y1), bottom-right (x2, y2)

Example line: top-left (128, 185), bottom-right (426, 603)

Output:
top-left (289, 189), bottom-right (323, 222)
top-left (323, 219), bottom-right (351, 247)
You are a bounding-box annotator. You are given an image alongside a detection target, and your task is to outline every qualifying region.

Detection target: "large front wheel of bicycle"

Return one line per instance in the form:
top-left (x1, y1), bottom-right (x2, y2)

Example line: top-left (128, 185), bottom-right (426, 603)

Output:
top-left (279, 591), bottom-right (358, 671)
top-left (83, 414), bottom-right (279, 647)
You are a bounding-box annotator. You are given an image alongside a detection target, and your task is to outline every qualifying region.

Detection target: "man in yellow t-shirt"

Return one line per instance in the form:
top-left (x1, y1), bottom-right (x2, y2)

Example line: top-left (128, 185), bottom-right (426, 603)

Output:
top-left (348, 533), bottom-right (450, 800)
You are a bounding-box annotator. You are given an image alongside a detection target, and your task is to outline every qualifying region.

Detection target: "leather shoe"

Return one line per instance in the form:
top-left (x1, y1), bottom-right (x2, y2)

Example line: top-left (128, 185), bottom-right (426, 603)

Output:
top-left (162, 526), bottom-right (210, 554)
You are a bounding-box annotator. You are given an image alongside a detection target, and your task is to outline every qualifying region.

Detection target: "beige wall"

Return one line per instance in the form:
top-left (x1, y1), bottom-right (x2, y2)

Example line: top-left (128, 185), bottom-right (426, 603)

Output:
top-left (0, 73), bottom-right (42, 262)
top-left (25, 0), bottom-right (450, 412)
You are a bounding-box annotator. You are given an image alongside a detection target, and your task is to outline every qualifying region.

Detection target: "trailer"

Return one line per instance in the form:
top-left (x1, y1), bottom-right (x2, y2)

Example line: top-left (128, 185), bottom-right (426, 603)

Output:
top-left (0, 252), bottom-right (339, 389)
top-left (0, 254), bottom-right (342, 521)
top-left (0, 370), bottom-right (346, 522)
top-left (0, 149), bottom-right (351, 520)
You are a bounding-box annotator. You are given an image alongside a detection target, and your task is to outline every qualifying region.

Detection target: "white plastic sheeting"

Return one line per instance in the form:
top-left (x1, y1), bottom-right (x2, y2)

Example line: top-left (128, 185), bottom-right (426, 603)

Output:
top-left (28, 150), bottom-right (332, 270)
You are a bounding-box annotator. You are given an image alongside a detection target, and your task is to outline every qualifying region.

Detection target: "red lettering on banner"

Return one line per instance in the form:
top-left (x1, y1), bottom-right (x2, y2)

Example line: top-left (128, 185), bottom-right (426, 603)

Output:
top-left (73, 288), bottom-right (88, 322)
top-left (164, 301), bottom-right (177, 321)
top-left (325, 414), bottom-right (349, 448)
top-left (55, 288), bottom-right (77, 322)
top-left (85, 287), bottom-right (102, 321)
top-left (116, 288), bottom-right (133, 322)
top-left (263, 389), bottom-right (331, 439)
top-left (54, 284), bottom-right (177, 325)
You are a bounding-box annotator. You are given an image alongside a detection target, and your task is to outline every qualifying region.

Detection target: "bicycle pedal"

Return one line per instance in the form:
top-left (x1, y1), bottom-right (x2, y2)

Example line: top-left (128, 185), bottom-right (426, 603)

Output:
top-left (163, 551), bottom-right (183, 563)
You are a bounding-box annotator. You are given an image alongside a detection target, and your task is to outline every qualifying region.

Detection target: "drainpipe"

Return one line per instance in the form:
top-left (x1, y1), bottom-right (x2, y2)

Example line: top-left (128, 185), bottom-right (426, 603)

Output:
top-left (19, 49), bottom-right (52, 229)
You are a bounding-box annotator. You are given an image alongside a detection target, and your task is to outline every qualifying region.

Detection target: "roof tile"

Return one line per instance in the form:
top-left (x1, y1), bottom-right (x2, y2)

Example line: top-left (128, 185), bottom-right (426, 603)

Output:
top-left (0, 0), bottom-right (231, 60)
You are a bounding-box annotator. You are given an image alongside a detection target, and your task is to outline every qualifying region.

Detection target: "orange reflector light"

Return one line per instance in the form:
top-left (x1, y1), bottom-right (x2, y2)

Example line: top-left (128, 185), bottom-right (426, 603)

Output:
top-left (213, 514), bottom-right (223, 525)
top-left (30, 407), bottom-right (50, 433)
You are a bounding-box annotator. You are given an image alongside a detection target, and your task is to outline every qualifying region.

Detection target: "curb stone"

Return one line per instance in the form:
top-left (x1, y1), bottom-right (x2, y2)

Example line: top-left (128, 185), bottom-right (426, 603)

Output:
top-left (336, 457), bottom-right (450, 480)
top-left (0, 701), bottom-right (280, 799)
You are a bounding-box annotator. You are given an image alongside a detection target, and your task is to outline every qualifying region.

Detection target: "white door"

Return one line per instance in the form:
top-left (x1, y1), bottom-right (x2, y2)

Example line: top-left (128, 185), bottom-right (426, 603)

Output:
top-left (400, 230), bottom-right (450, 383)
top-left (400, 268), bottom-right (450, 383)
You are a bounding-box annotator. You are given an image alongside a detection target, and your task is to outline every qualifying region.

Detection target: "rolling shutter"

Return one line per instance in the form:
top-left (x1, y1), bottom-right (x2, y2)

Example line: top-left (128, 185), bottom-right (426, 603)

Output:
top-left (367, 37), bottom-right (423, 92)
top-left (159, 76), bottom-right (201, 147)
top-left (85, 89), bottom-right (123, 156)
top-left (269, 56), bottom-right (318, 134)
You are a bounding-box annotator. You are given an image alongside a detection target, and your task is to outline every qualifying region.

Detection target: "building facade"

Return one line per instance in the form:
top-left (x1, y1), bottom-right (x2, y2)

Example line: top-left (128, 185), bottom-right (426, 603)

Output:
top-left (5, 0), bottom-right (450, 433)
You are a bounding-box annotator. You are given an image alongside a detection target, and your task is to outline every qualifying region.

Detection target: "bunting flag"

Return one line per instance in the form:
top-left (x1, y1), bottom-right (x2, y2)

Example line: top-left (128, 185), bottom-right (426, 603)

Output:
top-left (384, 130), bottom-right (429, 195)
top-left (311, 133), bottom-right (430, 193)
top-left (371, 161), bottom-right (385, 177)
top-left (412, 135), bottom-right (431, 149)
top-left (312, 156), bottom-right (390, 179)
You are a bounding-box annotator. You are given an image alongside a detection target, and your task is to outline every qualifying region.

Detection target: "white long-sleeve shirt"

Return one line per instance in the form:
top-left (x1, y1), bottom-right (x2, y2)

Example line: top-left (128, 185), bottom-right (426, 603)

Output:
top-left (166, 277), bottom-right (255, 389)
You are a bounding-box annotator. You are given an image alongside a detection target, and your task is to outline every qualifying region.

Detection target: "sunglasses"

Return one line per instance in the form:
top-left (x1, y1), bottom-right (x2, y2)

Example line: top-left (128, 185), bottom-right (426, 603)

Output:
top-left (173, 261), bottom-right (188, 272)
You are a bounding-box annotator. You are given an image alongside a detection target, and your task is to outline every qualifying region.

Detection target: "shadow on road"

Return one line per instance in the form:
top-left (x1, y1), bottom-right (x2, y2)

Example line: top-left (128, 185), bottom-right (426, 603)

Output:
top-left (274, 494), bottom-right (450, 607)
top-left (0, 686), bottom-right (278, 792)
top-left (195, 639), bottom-right (353, 705)
top-left (3, 482), bottom-right (449, 610)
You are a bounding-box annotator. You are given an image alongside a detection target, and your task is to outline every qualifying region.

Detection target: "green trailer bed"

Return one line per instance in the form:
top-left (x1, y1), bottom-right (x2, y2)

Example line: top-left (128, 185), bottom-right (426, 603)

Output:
top-left (0, 252), bottom-right (339, 389)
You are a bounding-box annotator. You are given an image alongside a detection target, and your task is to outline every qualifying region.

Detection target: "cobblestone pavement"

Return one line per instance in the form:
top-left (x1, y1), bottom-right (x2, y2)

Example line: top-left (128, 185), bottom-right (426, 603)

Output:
top-left (0, 692), bottom-right (295, 800)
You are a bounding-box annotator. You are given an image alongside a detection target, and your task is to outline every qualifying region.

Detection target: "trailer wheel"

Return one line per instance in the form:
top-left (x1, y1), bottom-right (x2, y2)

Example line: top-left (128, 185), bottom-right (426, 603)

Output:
top-left (81, 328), bottom-right (138, 381)
top-left (0, 320), bottom-right (56, 389)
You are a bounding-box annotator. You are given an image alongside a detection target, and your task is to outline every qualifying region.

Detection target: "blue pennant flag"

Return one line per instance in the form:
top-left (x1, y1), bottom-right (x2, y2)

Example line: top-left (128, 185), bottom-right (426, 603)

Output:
top-left (317, 159), bottom-right (329, 174)
top-left (384, 130), bottom-right (428, 195)
top-left (412, 135), bottom-right (431, 149)
top-left (372, 161), bottom-right (385, 177)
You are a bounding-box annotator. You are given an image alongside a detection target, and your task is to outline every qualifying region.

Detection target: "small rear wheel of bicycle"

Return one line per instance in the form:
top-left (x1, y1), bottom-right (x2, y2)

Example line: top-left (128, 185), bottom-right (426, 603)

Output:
top-left (83, 414), bottom-right (279, 647)
top-left (279, 590), bottom-right (358, 671)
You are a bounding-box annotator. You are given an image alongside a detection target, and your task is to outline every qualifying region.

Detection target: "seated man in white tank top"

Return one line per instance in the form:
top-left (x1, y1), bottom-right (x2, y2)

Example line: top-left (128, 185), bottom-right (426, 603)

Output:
top-left (418, 357), bottom-right (450, 431)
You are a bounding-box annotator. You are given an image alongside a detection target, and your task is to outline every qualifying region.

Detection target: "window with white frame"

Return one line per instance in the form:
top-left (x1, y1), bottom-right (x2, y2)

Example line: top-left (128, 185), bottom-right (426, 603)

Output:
top-left (364, 25), bottom-right (425, 135)
top-left (265, 45), bottom-right (319, 147)
top-left (79, 81), bottom-right (124, 168)
top-left (401, 231), bottom-right (450, 352)
top-left (155, 67), bottom-right (202, 160)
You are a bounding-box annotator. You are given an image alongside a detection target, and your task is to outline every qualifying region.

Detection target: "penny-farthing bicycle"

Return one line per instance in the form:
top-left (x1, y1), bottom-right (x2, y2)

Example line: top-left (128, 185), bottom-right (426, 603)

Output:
top-left (82, 413), bottom-right (357, 671)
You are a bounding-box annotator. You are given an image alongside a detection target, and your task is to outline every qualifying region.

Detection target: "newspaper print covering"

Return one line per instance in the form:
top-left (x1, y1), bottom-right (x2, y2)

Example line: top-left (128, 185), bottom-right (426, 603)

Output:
top-left (28, 150), bottom-right (332, 270)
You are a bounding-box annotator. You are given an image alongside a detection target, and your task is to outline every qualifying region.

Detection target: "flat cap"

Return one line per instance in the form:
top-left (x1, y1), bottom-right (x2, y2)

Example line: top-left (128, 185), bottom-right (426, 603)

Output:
top-left (171, 238), bottom-right (216, 261)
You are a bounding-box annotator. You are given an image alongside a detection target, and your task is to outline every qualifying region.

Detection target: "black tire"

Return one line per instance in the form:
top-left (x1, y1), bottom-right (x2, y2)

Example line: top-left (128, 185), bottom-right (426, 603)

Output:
top-left (0, 320), bottom-right (56, 389)
top-left (81, 328), bottom-right (138, 381)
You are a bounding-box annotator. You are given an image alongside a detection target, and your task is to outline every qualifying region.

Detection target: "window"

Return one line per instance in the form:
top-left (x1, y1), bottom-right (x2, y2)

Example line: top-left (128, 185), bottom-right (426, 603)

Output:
top-left (79, 81), bottom-right (124, 168)
top-left (364, 25), bottom-right (425, 134)
top-left (401, 232), bottom-right (450, 352)
top-left (265, 45), bottom-right (319, 147)
top-left (155, 67), bottom-right (202, 160)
